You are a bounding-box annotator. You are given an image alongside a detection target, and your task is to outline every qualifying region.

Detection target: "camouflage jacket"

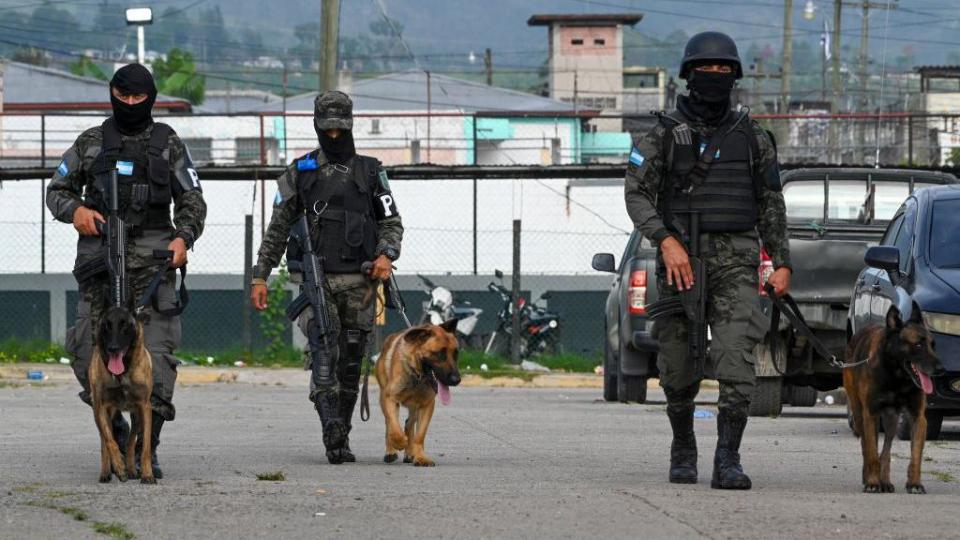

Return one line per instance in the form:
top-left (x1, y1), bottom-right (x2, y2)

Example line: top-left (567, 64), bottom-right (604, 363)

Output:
top-left (623, 111), bottom-right (792, 271)
top-left (253, 152), bottom-right (404, 281)
top-left (46, 122), bottom-right (207, 269)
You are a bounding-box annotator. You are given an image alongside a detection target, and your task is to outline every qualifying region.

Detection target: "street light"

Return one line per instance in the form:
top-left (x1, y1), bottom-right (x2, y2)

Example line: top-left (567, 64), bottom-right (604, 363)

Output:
top-left (803, 1), bottom-right (816, 21)
top-left (125, 7), bottom-right (153, 65)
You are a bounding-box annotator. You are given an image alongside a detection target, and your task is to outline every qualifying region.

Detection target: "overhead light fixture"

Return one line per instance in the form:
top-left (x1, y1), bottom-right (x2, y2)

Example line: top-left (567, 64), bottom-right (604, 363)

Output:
top-left (803, 1), bottom-right (817, 21)
top-left (125, 7), bottom-right (153, 25)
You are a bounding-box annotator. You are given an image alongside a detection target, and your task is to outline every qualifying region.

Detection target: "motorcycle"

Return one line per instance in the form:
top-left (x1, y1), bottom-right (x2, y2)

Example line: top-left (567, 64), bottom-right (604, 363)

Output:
top-left (416, 274), bottom-right (483, 348)
top-left (484, 270), bottom-right (562, 359)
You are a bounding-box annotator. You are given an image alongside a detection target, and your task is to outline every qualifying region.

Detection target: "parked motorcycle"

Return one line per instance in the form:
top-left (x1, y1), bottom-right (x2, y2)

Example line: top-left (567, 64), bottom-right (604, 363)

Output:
top-left (416, 274), bottom-right (483, 348)
top-left (484, 270), bottom-right (561, 359)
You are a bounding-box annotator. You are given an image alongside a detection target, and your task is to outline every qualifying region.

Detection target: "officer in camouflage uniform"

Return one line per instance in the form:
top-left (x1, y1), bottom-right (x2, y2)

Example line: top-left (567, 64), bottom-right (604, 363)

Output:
top-left (624, 33), bottom-right (792, 489)
top-left (47, 64), bottom-right (206, 479)
top-left (251, 91), bottom-right (404, 464)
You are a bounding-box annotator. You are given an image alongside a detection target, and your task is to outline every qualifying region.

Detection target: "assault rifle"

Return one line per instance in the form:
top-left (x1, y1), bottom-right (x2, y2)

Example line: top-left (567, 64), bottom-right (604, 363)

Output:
top-left (644, 211), bottom-right (708, 380)
top-left (72, 169), bottom-right (127, 307)
top-left (286, 214), bottom-right (335, 382)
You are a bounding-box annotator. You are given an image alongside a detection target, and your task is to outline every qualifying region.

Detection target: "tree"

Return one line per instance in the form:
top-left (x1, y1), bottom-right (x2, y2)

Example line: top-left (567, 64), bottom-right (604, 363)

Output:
top-left (152, 48), bottom-right (205, 105)
top-left (289, 22), bottom-right (319, 69)
top-left (69, 56), bottom-right (108, 80)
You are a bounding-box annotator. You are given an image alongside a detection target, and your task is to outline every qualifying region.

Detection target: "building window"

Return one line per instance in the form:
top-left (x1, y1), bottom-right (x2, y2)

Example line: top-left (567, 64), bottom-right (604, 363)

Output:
top-left (594, 38), bottom-right (606, 46)
top-left (235, 137), bottom-right (278, 164)
top-left (551, 138), bottom-right (561, 165)
top-left (571, 38), bottom-right (584, 46)
top-left (182, 137), bottom-right (213, 164)
top-left (370, 118), bottom-right (381, 135)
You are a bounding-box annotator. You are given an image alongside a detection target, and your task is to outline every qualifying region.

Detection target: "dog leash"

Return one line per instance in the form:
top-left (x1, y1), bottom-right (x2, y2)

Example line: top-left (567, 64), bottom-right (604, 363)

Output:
top-left (359, 269), bottom-right (412, 422)
top-left (764, 284), bottom-right (868, 371)
top-left (135, 250), bottom-right (189, 317)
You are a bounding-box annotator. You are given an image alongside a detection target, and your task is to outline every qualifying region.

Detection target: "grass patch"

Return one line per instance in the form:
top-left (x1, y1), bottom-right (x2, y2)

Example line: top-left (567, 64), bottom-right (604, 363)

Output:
top-left (13, 482), bottom-right (43, 494)
top-left (0, 339), bottom-right (68, 364)
top-left (459, 349), bottom-right (600, 374)
top-left (256, 471), bottom-right (286, 481)
top-left (25, 500), bottom-right (88, 522)
top-left (92, 521), bottom-right (136, 540)
top-left (0, 381), bottom-right (24, 389)
top-left (925, 470), bottom-right (956, 483)
top-left (178, 346), bottom-right (302, 368)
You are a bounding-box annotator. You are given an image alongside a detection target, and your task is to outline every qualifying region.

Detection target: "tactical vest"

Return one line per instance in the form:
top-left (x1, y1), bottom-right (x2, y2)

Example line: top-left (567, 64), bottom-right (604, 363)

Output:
top-left (85, 119), bottom-right (174, 234)
top-left (289, 150), bottom-right (379, 274)
top-left (660, 111), bottom-right (761, 234)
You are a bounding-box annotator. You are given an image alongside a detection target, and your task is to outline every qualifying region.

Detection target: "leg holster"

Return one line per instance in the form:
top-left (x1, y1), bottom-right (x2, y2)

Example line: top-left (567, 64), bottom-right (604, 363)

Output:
top-left (338, 329), bottom-right (367, 434)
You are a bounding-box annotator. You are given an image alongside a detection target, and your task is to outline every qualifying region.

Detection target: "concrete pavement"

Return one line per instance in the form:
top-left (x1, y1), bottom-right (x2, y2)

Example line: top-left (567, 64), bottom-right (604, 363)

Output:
top-left (1, 379), bottom-right (958, 539)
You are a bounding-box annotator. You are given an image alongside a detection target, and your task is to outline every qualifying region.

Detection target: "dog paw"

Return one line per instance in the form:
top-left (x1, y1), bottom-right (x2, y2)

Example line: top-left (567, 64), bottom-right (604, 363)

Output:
top-left (140, 476), bottom-right (157, 485)
top-left (906, 484), bottom-right (927, 495)
top-left (99, 474), bottom-right (112, 483)
top-left (403, 454), bottom-right (413, 464)
top-left (863, 483), bottom-right (881, 494)
top-left (413, 456), bottom-right (436, 467)
top-left (881, 483), bottom-right (895, 493)
top-left (116, 472), bottom-right (128, 483)
top-left (384, 453), bottom-right (398, 463)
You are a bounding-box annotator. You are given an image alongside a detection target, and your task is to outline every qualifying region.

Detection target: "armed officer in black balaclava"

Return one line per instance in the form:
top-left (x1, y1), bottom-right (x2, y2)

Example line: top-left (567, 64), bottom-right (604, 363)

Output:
top-left (624, 32), bottom-right (792, 490)
top-left (47, 63), bottom-right (207, 479)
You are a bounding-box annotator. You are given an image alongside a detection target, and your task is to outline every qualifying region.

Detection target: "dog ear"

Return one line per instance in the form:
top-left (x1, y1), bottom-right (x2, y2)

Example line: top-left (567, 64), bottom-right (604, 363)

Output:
top-left (439, 318), bottom-right (459, 335)
top-left (886, 305), bottom-right (904, 331)
top-left (403, 327), bottom-right (434, 345)
top-left (908, 306), bottom-right (924, 325)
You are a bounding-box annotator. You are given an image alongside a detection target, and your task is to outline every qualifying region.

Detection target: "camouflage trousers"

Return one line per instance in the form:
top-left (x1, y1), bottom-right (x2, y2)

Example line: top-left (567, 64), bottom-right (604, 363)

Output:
top-left (654, 264), bottom-right (768, 413)
top-left (293, 273), bottom-right (376, 407)
top-left (66, 267), bottom-right (181, 421)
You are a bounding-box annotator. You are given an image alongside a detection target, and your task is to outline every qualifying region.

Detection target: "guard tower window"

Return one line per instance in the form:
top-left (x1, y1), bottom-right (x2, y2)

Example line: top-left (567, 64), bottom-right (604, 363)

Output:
top-left (594, 38), bottom-right (606, 46)
top-left (571, 38), bottom-right (584, 45)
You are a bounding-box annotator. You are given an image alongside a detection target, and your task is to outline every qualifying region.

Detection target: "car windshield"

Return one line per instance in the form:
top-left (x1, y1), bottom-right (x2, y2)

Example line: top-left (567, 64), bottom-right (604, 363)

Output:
top-left (930, 198), bottom-right (960, 268)
top-left (783, 179), bottom-right (933, 223)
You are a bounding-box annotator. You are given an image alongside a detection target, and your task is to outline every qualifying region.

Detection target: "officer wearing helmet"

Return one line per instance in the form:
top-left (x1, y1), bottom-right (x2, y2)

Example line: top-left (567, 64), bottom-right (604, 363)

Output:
top-left (251, 90), bottom-right (404, 464)
top-left (623, 32), bottom-right (792, 489)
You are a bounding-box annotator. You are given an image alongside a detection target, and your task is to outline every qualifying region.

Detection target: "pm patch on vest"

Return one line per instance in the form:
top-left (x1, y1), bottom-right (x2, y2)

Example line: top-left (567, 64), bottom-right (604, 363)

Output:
top-left (375, 192), bottom-right (398, 219)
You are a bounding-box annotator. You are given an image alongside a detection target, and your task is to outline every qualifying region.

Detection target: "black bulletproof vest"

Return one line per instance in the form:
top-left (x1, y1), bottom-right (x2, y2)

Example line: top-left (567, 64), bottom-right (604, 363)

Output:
top-left (291, 150), bottom-right (378, 274)
top-left (86, 119), bottom-right (173, 233)
top-left (664, 114), bottom-right (759, 234)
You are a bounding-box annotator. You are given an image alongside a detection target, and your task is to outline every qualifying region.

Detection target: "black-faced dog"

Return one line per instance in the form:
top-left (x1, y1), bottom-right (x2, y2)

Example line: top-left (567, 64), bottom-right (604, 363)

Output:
top-left (843, 305), bottom-right (944, 494)
top-left (89, 306), bottom-right (155, 484)
top-left (376, 319), bottom-right (462, 466)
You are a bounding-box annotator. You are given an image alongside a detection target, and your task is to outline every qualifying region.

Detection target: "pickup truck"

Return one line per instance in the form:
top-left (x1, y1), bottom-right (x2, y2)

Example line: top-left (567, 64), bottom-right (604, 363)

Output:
top-left (593, 167), bottom-right (959, 413)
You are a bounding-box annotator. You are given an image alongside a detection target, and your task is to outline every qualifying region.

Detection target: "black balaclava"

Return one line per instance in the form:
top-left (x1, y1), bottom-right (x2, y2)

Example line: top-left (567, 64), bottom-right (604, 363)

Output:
top-left (680, 69), bottom-right (737, 125)
top-left (110, 63), bottom-right (157, 135)
top-left (317, 128), bottom-right (356, 164)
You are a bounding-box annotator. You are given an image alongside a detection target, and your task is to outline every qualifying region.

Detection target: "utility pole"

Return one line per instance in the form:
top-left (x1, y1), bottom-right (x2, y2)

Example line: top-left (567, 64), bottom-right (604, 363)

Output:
top-left (780, 0), bottom-right (794, 115)
top-left (320, 0), bottom-right (340, 92)
top-left (831, 0), bottom-right (842, 110)
top-left (858, 2), bottom-right (870, 114)
top-left (484, 48), bottom-right (493, 86)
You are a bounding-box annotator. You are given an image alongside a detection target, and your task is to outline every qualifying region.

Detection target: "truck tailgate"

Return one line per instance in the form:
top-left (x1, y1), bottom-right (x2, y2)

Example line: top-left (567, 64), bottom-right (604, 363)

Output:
top-left (788, 237), bottom-right (871, 305)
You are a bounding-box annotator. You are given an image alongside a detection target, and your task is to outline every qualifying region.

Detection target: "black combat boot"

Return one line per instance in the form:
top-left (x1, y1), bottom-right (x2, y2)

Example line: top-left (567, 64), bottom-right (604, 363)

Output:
top-left (136, 413), bottom-right (164, 479)
top-left (338, 389), bottom-right (359, 463)
top-left (112, 413), bottom-right (130, 456)
top-left (711, 409), bottom-right (751, 490)
top-left (315, 392), bottom-right (348, 464)
top-left (664, 385), bottom-right (698, 484)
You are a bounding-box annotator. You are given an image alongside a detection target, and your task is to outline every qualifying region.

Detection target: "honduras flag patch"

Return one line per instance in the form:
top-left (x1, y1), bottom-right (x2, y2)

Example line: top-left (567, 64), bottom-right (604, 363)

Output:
top-left (297, 158), bottom-right (319, 171)
top-left (699, 142), bottom-right (720, 159)
top-left (56, 161), bottom-right (69, 177)
top-left (629, 147), bottom-right (645, 167)
top-left (274, 191), bottom-right (283, 206)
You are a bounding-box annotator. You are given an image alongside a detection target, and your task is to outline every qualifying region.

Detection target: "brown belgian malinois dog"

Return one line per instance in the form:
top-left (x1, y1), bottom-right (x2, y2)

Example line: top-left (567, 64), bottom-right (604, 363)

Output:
top-left (89, 305), bottom-right (156, 484)
top-left (376, 319), bottom-right (462, 466)
top-left (844, 305), bottom-right (944, 494)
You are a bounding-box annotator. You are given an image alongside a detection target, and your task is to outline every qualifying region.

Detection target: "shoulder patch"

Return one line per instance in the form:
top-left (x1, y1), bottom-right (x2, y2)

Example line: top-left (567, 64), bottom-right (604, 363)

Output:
top-left (57, 161), bottom-right (68, 177)
top-left (378, 169), bottom-right (390, 190)
top-left (297, 158), bottom-right (319, 171)
top-left (274, 191), bottom-right (283, 206)
top-left (629, 147), bottom-right (645, 167)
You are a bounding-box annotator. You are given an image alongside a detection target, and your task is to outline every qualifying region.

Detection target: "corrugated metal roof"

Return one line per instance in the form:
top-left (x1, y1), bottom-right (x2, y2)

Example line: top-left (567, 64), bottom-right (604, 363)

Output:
top-left (254, 70), bottom-right (577, 113)
top-left (1, 61), bottom-right (190, 110)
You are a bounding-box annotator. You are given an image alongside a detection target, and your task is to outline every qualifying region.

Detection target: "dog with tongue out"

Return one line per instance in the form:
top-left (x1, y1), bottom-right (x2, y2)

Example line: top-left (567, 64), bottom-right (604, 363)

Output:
top-left (844, 305), bottom-right (945, 495)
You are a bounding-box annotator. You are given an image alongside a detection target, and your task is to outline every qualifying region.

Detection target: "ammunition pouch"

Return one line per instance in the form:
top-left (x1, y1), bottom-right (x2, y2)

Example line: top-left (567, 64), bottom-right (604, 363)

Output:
top-left (72, 256), bottom-right (108, 285)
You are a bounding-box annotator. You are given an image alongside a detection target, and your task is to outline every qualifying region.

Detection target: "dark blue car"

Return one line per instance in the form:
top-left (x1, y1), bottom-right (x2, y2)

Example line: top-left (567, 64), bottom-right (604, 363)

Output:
top-left (849, 185), bottom-right (960, 439)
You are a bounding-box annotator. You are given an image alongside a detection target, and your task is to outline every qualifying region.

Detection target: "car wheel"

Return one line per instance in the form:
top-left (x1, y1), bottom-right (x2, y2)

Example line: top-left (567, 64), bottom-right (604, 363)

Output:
top-left (749, 377), bottom-right (783, 417)
top-left (603, 333), bottom-right (618, 402)
top-left (787, 384), bottom-right (818, 407)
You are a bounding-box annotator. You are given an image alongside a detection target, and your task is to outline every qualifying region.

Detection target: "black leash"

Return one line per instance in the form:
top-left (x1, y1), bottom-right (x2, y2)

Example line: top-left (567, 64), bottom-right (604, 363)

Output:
top-left (359, 269), bottom-right (411, 422)
top-left (763, 284), bottom-right (866, 371)
top-left (136, 250), bottom-right (189, 317)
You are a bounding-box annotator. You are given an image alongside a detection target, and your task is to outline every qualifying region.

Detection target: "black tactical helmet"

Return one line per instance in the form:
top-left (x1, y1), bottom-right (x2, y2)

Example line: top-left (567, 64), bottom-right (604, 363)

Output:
top-left (679, 32), bottom-right (743, 80)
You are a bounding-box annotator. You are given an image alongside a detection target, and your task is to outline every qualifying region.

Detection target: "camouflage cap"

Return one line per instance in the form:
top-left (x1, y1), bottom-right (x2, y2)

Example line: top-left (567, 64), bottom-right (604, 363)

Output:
top-left (314, 90), bottom-right (353, 130)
